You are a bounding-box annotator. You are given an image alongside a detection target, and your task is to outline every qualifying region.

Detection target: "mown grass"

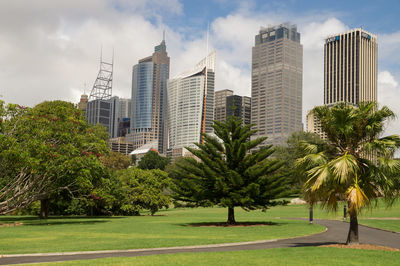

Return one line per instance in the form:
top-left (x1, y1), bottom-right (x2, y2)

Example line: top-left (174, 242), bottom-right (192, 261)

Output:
top-left (1, 200), bottom-right (399, 255)
top-left (0, 207), bottom-right (324, 255)
top-left (31, 247), bottom-right (400, 266)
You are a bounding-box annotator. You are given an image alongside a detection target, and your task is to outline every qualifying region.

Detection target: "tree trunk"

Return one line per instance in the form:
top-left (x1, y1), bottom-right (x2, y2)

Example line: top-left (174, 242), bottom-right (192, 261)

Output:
top-left (227, 207), bottom-right (235, 224)
top-left (40, 198), bottom-right (50, 219)
top-left (346, 211), bottom-right (359, 245)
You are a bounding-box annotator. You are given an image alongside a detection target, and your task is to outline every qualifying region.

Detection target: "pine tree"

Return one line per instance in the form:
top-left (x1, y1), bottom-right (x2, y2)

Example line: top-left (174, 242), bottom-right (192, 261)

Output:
top-left (169, 117), bottom-right (288, 224)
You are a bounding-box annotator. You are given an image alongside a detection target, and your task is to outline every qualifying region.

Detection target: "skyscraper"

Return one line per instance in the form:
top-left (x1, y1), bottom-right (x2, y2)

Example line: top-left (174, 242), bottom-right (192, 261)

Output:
top-left (324, 29), bottom-right (377, 105)
top-left (214, 89), bottom-right (233, 122)
top-left (226, 95), bottom-right (252, 125)
top-left (130, 39), bottom-right (170, 153)
top-left (86, 99), bottom-right (115, 137)
top-left (251, 23), bottom-right (303, 146)
top-left (167, 51), bottom-right (215, 158)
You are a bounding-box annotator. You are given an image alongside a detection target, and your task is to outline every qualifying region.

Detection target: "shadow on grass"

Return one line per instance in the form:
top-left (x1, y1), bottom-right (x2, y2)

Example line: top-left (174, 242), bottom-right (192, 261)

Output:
top-left (181, 221), bottom-right (282, 227)
top-left (291, 241), bottom-right (339, 247)
top-left (0, 216), bottom-right (125, 226)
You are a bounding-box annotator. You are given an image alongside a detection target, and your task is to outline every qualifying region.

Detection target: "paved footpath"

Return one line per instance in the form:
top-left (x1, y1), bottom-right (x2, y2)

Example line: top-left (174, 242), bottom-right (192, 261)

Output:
top-left (1, 219), bottom-right (399, 265)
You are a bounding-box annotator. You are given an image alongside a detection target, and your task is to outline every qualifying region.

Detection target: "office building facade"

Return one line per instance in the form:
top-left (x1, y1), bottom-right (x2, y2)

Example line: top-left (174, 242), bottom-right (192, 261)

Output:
top-left (214, 89), bottom-right (233, 122)
top-left (251, 23), bottom-right (303, 146)
top-left (324, 28), bottom-right (377, 105)
top-left (167, 51), bottom-right (215, 158)
top-left (86, 99), bottom-right (115, 138)
top-left (130, 39), bottom-right (170, 153)
top-left (226, 95), bottom-right (251, 125)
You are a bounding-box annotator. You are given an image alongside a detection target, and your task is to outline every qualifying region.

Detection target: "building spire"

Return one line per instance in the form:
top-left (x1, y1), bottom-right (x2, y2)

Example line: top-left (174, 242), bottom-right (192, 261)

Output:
top-left (206, 22), bottom-right (209, 56)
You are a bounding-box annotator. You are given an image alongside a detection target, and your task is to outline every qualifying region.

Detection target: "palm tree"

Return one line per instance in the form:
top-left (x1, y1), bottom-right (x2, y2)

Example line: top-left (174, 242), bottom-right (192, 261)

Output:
top-left (297, 102), bottom-right (400, 245)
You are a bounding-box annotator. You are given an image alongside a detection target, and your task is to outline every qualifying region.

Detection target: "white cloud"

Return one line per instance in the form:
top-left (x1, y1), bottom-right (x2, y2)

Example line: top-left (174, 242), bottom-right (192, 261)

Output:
top-left (0, 0), bottom-right (176, 106)
top-left (0, 1), bottom-right (399, 136)
top-left (379, 31), bottom-right (400, 66)
top-left (300, 18), bottom-right (348, 114)
top-left (378, 71), bottom-right (400, 135)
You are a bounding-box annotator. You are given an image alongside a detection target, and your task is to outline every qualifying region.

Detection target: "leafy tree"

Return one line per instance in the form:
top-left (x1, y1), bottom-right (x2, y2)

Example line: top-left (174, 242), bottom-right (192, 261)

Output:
top-left (297, 102), bottom-right (400, 245)
top-left (274, 131), bottom-right (328, 193)
top-left (138, 150), bottom-right (170, 170)
top-left (118, 167), bottom-right (171, 215)
top-left (169, 116), bottom-right (288, 224)
top-left (131, 154), bottom-right (137, 165)
top-left (0, 100), bottom-right (109, 217)
top-left (100, 151), bottom-right (131, 170)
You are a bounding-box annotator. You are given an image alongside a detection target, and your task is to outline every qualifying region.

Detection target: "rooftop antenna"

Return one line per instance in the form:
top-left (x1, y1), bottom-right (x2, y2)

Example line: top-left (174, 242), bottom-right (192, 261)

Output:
top-left (112, 46), bottom-right (114, 65)
top-left (163, 29), bottom-right (165, 42)
top-left (89, 47), bottom-right (113, 101)
top-left (83, 82), bottom-right (87, 95)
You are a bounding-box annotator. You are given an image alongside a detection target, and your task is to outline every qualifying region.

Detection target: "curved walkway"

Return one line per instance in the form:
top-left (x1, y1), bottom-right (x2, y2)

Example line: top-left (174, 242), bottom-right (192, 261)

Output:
top-left (1, 219), bottom-right (399, 265)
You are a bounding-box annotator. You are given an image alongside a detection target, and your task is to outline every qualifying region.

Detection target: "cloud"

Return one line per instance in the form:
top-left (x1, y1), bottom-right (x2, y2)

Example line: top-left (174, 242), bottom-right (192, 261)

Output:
top-left (300, 18), bottom-right (348, 114)
top-left (0, 0), bottom-right (399, 137)
top-left (379, 31), bottom-right (400, 68)
top-left (0, 0), bottom-right (177, 106)
top-left (378, 71), bottom-right (400, 135)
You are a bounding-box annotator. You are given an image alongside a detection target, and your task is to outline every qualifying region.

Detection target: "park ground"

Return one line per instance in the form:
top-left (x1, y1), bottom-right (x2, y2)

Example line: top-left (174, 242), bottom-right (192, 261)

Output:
top-left (1, 200), bottom-right (400, 265)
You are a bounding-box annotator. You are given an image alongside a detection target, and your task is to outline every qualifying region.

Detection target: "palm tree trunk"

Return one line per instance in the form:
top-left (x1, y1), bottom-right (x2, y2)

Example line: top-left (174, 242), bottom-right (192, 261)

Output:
top-left (346, 211), bottom-right (359, 245)
top-left (227, 207), bottom-right (235, 224)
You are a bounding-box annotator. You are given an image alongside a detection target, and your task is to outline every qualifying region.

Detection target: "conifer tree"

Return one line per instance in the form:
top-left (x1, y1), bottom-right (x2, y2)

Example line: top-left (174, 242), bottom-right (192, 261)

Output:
top-left (169, 117), bottom-right (288, 224)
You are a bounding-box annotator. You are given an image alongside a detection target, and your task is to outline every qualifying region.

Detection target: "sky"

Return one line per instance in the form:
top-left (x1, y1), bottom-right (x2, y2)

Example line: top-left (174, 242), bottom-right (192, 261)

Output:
top-left (1, 0), bottom-right (400, 135)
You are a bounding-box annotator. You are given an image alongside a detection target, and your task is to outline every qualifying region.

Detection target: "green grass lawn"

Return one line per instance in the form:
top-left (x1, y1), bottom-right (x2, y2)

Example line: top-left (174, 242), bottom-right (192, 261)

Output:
top-left (0, 207), bottom-right (324, 255)
top-left (30, 247), bottom-right (400, 266)
top-left (1, 200), bottom-right (399, 255)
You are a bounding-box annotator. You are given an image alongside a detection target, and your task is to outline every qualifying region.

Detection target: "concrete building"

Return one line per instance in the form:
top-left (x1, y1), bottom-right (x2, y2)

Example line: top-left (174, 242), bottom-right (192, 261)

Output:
top-left (306, 109), bottom-right (327, 139)
top-left (226, 95), bottom-right (251, 125)
top-left (108, 137), bottom-right (134, 156)
top-left (167, 51), bottom-right (215, 158)
top-left (214, 89), bottom-right (233, 122)
top-left (324, 28), bottom-right (377, 105)
top-left (86, 96), bottom-right (131, 139)
top-left (78, 94), bottom-right (88, 112)
top-left (86, 99), bottom-right (114, 137)
top-left (251, 23), bottom-right (303, 146)
top-left (130, 39), bottom-right (170, 153)
top-left (111, 97), bottom-right (131, 138)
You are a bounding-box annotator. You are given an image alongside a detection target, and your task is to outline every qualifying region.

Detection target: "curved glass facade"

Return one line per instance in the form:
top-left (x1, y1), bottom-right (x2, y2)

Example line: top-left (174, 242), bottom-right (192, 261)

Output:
top-left (132, 62), bottom-right (154, 130)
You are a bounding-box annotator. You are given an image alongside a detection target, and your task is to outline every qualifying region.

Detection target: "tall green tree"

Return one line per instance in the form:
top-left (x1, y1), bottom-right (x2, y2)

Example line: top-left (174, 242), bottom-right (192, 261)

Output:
top-left (0, 100), bottom-right (109, 217)
top-left (118, 167), bottom-right (171, 215)
top-left (297, 102), bottom-right (400, 245)
top-left (138, 150), bottom-right (170, 170)
top-left (169, 117), bottom-right (288, 224)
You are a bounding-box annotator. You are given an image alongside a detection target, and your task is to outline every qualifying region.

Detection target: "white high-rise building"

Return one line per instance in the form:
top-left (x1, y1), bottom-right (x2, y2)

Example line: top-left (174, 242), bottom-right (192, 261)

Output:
top-left (167, 51), bottom-right (215, 158)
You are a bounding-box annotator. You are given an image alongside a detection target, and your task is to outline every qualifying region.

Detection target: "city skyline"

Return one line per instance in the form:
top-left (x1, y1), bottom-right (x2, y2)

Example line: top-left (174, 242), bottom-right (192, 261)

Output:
top-left (1, 1), bottom-right (400, 135)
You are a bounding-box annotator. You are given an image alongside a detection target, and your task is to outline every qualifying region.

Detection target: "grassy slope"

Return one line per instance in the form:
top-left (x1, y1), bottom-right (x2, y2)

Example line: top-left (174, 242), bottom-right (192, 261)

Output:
top-left (0, 207), bottom-right (323, 255)
top-left (32, 247), bottom-right (400, 266)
